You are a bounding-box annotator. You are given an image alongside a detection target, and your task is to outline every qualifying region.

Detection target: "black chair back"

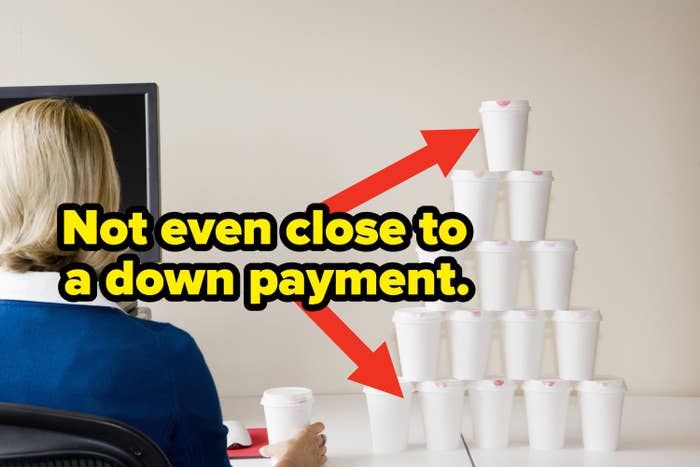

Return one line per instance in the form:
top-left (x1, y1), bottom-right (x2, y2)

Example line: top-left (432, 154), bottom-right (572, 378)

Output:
top-left (0, 403), bottom-right (170, 467)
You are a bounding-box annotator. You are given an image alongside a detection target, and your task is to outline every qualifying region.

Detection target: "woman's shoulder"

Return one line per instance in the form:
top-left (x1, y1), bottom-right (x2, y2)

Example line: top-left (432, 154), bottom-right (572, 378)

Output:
top-left (125, 314), bottom-right (199, 353)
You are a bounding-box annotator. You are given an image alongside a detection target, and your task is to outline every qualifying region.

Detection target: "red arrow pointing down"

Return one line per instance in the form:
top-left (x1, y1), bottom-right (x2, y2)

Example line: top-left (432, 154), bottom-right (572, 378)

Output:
top-left (296, 129), bottom-right (479, 398)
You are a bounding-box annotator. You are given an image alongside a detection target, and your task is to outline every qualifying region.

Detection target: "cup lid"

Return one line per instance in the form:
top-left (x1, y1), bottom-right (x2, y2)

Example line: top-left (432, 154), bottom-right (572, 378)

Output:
top-left (416, 379), bottom-right (466, 393)
top-left (479, 99), bottom-right (531, 112)
top-left (467, 378), bottom-right (517, 392)
top-left (552, 308), bottom-right (601, 322)
top-left (446, 309), bottom-right (496, 322)
top-left (522, 379), bottom-right (571, 393)
top-left (504, 170), bottom-right (553, 182)
top-left (261, 387), bottom-right (313, 407)
top-left (528, 239), bottom-right (578, 252)
top-left (500, 309), bottom-right (546, 322)
top-left (363, 378), bottom-right (414, 397)
top-left (392, 307), bottom-right (443, 324)
top-left (472, 240), bottom-right (521, 253)
top-left (576, 377), bottom-right (627, 393)
top-left (415, 246), bottom-right (464, 259)
top-left (450, 169), bottom-right (501, 181)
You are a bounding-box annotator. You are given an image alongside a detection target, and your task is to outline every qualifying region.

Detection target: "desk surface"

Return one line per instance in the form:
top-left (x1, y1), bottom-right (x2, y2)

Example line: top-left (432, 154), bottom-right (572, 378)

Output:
top-left (221, 394), bottom-right (700, 467)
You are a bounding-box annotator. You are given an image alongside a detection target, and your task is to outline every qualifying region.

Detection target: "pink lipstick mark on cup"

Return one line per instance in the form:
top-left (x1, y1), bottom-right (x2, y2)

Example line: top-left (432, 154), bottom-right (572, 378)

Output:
top-left (497, 99), bottom-right (511, 107)
top-left (600, 382), bottom-right (609, 388)
top-left (543, 380), bottom-right (556, 388)
top-left (494, 379), bottom-right (504, 387)
top-left (472, 310), bottom-right (481, 318)
top-left (474, 170), bottom-right (485, 178)
top-left (435, 381), bottom-right (449, 389)
top-left (526, 310), bottom-right (538, 318)
top-left (532, 170), bottom-right (544, 176)
top-left (545, 241), bottom-right (557, 247)
top-left (497, 240), bottom-right (508, 246)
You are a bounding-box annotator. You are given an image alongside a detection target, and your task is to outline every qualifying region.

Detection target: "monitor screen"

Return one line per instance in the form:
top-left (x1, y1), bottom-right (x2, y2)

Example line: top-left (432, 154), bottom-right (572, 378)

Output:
top-left (0, 83), bottom-right (161, 262)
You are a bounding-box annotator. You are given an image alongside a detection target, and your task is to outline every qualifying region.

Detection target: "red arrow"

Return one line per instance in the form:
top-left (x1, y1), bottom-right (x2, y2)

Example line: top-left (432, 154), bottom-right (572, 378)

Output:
top-left (298, 129), bottom-right (479, 397)
top-left (324, 129), bottom-right (479, 213)
top-left (295, 302), bottom-right (398, 395)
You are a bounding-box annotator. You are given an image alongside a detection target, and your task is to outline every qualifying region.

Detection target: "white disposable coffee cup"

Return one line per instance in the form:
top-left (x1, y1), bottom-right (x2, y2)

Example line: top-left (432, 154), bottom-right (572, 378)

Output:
top-left (467, 378), bottom-right (517, 448)
top-left (528, 240), bottom-right (577, 310)
top-left (474, 241), bottom-right (522, 311)
top-left (577, 378), bottom-right (626, 451)
top-left (500, 309), bottom-right (546, 380)
top-left (446, 309), bottom-right (495, 380)
top-left (479, 99), bottom-right (530, 171)
top-left (363, 379), bottom-right (415, 453)
top-left (393, 308), bottom-right (442, 381)
top-left (505, 170), bottom-right (553, 241)
top-left (415, 247), bottom-right (465, 311)
top-left (417, 379), bottom-right (466, 451)
top-left (261, 387), bottom-right (313, 445)
top-left (553, 309), bottom-right (602, 380)
top-left (523, 379), bottom-right (571, 450)
top-left (450, 170), bottom-right (500, 242)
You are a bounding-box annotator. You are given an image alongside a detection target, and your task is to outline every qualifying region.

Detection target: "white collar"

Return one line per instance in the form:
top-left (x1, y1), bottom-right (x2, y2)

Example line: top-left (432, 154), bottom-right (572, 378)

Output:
top-left (0, 269), bottom-right (120, 310)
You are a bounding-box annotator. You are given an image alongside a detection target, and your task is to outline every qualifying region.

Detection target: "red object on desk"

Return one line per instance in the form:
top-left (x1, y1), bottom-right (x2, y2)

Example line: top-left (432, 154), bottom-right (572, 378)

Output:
top-left (227, 428), bottom-right (268, 459)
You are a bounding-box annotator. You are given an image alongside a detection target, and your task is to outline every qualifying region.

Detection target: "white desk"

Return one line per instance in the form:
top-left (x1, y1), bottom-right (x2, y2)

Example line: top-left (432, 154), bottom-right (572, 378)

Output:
top-left (221, 394), bottom-right (700, 467)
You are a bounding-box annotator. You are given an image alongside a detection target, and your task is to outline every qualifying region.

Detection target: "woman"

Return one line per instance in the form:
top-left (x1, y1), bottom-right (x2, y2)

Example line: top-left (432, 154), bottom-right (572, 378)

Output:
top-left (0, 99), bottom-right (326, 467)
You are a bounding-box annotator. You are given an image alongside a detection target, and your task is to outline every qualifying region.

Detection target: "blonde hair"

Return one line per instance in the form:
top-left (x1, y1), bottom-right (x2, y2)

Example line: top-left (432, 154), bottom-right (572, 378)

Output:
top-left (0, 98), bottom-right (121, 272)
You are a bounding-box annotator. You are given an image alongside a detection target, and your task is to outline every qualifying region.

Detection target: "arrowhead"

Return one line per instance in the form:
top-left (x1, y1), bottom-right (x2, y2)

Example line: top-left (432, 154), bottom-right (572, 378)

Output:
top-left (347, 342), bottom-right (404, 398)
top-left (420, 129), bottom-right (479, 176)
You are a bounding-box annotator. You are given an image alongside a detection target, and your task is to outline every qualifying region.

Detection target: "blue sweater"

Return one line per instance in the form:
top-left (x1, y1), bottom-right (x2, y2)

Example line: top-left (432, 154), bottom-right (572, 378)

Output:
top-left (0, 299), bottom-right (230, 467)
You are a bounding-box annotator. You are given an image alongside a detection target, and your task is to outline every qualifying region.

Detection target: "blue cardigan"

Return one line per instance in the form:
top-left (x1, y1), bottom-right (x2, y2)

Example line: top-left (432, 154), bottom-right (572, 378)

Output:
top-left (0, 299), bottom-right (230, 467)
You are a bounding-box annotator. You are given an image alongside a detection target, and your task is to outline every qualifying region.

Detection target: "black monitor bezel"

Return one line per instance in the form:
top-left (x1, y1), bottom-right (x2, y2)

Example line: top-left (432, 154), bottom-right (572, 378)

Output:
top-left (0, 83), bottom-right (161, 262)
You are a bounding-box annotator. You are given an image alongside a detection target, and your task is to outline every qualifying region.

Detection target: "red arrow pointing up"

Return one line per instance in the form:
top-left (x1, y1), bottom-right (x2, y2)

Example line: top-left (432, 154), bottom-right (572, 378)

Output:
top-left (298, 129), bottom-right (479, 397)
top-left (324, 129), bottom-right (479, 213)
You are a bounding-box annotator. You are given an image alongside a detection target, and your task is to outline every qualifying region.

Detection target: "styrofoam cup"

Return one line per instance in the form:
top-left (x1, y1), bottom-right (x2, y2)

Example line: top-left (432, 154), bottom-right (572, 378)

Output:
top-left (480, 99), bottom-right (530, 171)
top-left (577, 378), bottom-right (626, 451)
top-left (523, 379), bottom-right (571, 450)
top-left (500, 309), bottom-right (546, 380)
top-left (474, 241), bottom-right (521, 311)
top-left (529, 240), bottom-right (577, 310)
top-left (417, 379), bottom-right (466, 451)
top-left (261, 387), bottom-right (313, 445)
top-left (446, 309), bottom-right (495, 380)
top-left (450, 170), bottom-right (500, 241)
top-left (393, 308), bottom-right (442, 381)
top-left (505, 170), bottom-right (553, 241)
top-left (415, 247), bottom-right (465, 311)
top-left (467, 378), bottom-right (517, 448)
top-left (553, 309), bottom-right (601, 380)
top-left (363, 379), bottom-right (415, 453)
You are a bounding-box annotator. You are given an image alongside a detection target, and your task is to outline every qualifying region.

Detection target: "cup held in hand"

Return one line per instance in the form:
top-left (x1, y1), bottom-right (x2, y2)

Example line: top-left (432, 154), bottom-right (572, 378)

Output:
top-left (260, 387), bottom-right (313, 445)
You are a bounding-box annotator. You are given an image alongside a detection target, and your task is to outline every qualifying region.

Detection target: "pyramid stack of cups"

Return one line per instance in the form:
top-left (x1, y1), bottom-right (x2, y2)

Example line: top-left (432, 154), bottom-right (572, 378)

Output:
top-left (362, 99), bottom-right (626, 454)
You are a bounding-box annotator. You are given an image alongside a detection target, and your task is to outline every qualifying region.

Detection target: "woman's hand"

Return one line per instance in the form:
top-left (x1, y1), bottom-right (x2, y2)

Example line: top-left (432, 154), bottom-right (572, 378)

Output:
top-left (260, 422), bottom-right (327, 467)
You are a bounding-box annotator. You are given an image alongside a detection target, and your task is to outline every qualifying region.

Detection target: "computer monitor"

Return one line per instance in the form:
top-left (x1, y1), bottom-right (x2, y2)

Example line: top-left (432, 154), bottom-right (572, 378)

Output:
top-left (0, 83), bottom-right (161, 262)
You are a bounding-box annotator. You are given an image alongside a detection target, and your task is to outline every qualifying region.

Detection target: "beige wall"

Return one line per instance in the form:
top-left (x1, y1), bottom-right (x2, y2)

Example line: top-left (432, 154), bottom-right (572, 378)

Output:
top-left (2, 0), bottom-right (699, 396)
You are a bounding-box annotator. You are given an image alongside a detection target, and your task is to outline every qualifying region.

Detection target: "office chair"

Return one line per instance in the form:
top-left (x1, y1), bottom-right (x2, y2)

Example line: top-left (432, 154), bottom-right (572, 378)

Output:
top-left (0, 403), bottom-right (170, 467)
